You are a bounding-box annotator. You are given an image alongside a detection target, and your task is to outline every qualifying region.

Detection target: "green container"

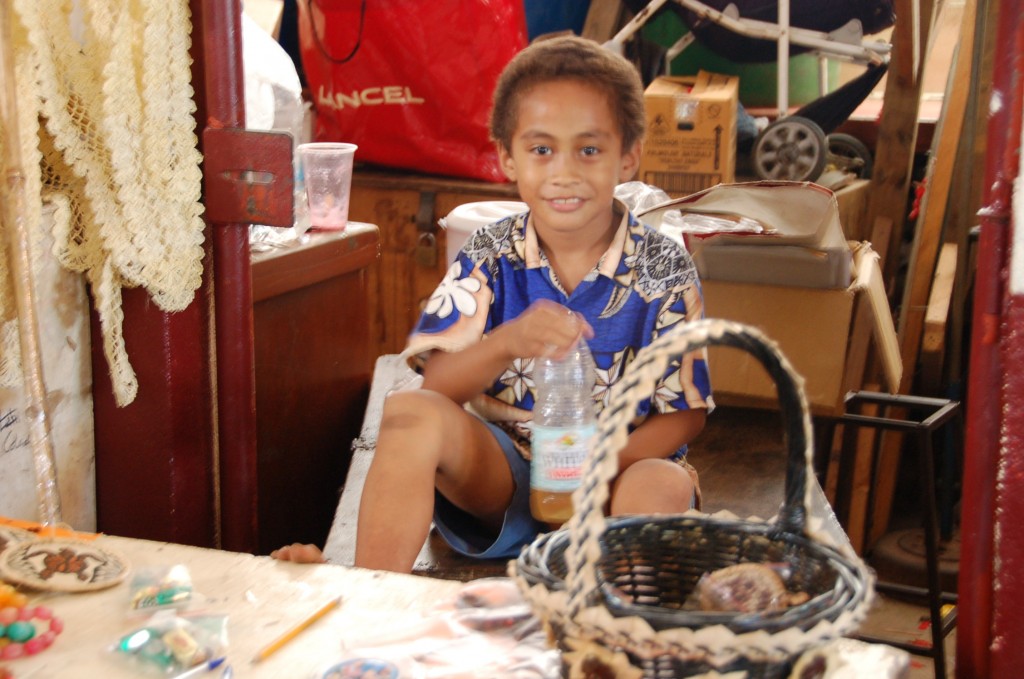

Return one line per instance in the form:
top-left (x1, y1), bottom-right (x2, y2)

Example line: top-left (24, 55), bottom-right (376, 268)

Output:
top-left (640, 11), bottom-right (838, 108)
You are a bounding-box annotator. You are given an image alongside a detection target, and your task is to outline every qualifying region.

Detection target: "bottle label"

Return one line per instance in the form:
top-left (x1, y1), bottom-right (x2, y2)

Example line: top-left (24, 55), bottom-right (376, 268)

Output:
top-left (531, 423), bottom-right (596, 492)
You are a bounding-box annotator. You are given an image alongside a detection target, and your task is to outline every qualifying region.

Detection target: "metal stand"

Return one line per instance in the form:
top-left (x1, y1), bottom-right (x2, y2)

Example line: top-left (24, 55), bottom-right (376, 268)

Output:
top-left (830, 391), bottom-right (960, 679)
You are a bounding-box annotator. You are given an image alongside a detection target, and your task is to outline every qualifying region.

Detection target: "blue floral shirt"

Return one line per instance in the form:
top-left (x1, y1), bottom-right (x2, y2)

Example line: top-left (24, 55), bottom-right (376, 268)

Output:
top-left (403, 201), bottom-right (713, 460)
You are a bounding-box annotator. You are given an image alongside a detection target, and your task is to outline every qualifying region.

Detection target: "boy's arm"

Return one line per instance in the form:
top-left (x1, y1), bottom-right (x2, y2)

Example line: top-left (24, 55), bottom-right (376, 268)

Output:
top-left (615, 409), bottom-right (707, 473)
top-left (420, 333), bottom-right (515, 404)
top-left (420, 299), bottom-right (591, 405)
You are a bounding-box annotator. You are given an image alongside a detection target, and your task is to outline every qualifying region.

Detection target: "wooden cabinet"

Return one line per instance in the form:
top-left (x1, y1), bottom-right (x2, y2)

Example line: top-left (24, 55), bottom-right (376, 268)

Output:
top-left (347, 170), bottom-right (520, 357)
top-left (251, 224), bottom-right (379, 553)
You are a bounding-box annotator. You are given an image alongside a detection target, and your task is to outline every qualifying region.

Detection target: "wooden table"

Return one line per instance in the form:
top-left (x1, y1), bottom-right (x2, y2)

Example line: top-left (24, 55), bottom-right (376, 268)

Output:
top-left (4, 532), bottom-right (912, 678)
top-left (5, 535), bottom-right (461, 678)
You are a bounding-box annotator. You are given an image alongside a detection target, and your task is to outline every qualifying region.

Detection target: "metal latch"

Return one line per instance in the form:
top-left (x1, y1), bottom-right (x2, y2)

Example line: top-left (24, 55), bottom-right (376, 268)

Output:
top-left (414, 191), bottom-right (438, 267)
top-left (202, 128), bottom-right (294, 227)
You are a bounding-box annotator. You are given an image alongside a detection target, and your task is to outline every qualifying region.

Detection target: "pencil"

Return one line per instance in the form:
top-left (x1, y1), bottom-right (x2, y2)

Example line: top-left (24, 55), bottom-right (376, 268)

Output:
top-left (251, 596), bottom-right (342, 664)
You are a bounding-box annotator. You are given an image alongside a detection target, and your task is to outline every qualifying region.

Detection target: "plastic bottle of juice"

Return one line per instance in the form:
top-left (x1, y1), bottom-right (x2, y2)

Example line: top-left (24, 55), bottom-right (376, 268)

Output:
top-left (530, 339), bottom-right (597, 523)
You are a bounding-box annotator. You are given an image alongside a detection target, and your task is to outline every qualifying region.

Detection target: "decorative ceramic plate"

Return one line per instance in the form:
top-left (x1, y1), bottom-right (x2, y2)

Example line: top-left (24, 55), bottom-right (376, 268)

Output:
top-left (0, 538), bottom-right (129, 592)
top-left (318, 658), bottom-right (400, 679)
top-left (0, 525), bottom-right (34, 557)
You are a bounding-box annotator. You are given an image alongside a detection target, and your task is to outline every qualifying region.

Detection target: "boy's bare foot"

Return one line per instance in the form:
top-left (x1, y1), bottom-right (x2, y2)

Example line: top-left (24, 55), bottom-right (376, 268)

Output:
top-left (270, 543), bottom-right (326, 564)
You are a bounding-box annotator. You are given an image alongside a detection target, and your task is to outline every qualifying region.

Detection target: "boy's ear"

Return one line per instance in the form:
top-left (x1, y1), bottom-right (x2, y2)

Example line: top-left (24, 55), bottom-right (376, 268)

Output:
top-left (497, 143), bottom-right (517, 182)
top-left (619, 140), bottom-right (642, 182)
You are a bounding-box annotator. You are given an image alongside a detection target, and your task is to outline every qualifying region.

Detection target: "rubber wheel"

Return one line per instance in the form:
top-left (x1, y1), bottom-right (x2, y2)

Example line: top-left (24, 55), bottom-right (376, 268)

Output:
top-left (752, 116), bottom-right (828, 182)
top-left (826, 133), bottom-right (874, 179)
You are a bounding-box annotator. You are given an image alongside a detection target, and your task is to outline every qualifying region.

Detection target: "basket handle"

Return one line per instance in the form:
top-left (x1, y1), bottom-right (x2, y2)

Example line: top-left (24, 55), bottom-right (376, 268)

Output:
top-left (563, 318), bottom-right (815, 616)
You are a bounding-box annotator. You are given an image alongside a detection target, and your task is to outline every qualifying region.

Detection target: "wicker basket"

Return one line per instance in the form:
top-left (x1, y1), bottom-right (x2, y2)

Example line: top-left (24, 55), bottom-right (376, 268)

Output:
top-left (511, 319), bottom-right (875, 678)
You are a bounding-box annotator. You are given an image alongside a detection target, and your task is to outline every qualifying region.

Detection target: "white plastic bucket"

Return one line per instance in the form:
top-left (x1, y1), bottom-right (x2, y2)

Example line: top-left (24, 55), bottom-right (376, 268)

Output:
top-left (442, 201), bottom-right (527, 264)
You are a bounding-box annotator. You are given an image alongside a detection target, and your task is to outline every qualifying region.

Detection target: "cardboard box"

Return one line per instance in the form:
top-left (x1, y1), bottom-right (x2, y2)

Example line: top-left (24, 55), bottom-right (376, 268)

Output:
top-left (639, 72), bottom-right (739, 196)
top-left (701, 242), bottom-right (901, 416)
top-left (694, 243), bottom-right (853, 289)
top-left (834, 178), bottom-right (871, 241)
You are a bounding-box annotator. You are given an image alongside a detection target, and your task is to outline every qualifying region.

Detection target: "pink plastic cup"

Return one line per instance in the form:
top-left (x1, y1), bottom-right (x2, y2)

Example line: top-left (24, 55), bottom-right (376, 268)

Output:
top-left (298, 142), bottom-right (358, 230)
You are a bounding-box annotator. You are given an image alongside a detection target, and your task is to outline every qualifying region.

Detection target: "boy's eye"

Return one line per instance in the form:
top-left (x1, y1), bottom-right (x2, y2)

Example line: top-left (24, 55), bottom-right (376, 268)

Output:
top-left (580, 146), bottom-right (600, 156)
top-left (531, 145), bottom-right (552, 156)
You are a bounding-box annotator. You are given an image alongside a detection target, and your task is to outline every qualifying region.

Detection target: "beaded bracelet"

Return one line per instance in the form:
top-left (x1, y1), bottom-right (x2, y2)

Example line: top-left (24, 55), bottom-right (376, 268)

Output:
top-left (0, 606), bottom-right (63, 659)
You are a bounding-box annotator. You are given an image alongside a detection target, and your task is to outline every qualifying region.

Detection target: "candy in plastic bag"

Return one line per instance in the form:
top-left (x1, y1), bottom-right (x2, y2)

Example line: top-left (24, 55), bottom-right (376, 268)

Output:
top-left (111, 610), bottom-right (228, 676)
top-left (129, 565), bottom-right (194, 614)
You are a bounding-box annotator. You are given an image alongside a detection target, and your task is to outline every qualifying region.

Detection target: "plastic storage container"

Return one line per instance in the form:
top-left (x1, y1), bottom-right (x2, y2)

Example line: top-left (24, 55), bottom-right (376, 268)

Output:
top-left (441, 201), bottom-right (527, 264)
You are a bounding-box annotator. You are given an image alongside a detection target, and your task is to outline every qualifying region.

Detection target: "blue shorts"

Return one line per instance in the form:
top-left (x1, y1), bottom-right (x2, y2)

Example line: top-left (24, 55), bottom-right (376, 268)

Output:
top-left (432, 421), bottom-right (548, 560)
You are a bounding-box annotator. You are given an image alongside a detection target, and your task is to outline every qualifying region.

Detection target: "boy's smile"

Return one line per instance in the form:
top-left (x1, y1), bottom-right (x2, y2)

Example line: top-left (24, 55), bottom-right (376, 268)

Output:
top-left (498, 79), bottom-right (641, 250)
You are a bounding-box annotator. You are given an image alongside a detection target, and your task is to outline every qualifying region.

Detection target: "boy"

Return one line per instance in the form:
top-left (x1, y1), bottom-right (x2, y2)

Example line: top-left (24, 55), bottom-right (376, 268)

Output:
top-left (274, 35), bottom-right (712, 571)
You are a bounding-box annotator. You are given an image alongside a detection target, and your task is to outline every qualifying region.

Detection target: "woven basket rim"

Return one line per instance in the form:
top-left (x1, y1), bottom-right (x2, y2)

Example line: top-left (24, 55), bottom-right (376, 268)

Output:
top-left (513, 319), bottom-right (875, 664)
top-left (516, 513), bottom-right (871, 634)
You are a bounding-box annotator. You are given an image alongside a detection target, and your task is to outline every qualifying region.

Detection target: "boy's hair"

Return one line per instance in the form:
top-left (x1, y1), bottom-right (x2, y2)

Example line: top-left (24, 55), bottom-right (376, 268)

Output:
top-left (489, 36), bottom-right (645, 153)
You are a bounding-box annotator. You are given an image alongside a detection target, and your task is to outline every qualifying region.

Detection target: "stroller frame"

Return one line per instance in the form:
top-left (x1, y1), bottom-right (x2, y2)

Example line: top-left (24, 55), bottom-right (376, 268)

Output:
top-left (607, 0), bottom-right (892, 117)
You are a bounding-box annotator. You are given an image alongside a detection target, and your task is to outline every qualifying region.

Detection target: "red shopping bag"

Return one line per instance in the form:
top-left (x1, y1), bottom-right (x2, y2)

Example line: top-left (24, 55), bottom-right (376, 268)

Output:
top-left (297, 0), bottom-right (528, 182)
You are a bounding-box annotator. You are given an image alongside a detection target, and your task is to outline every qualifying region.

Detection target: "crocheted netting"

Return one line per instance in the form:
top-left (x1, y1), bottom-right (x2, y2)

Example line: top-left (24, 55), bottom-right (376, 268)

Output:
top-left (1, 0), bottom-right (204, 405)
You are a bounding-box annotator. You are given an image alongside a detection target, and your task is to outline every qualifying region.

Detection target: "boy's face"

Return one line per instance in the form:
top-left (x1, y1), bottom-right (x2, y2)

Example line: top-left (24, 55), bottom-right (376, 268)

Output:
top-left (498, 79), bottom-right (641, 241)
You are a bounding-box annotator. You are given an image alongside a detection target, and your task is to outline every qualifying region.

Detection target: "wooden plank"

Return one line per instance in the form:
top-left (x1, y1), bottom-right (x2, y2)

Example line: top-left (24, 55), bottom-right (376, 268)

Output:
top-left (864, 0), bottom-right (936, 284)
top-left (897, 4), bottom-right (975, 368)
top-left (847, 398), bottom-right (883, 555)
top-left (582, 0), bottom-right (627, 42)
top-left (869, 0), bottom-right (978, 547)
top-left (847, 218), bottom-right (895, 398)
top-left (922, 242), bottom-right (958, 351)
top-left (351, 169), bottom-right (519, 198)
top-left (827, 217), bottom-right (893, 552)
top-left (920, 243), bottom-right (958, 392)
top-left (870, 216), bottom-right (894, 267)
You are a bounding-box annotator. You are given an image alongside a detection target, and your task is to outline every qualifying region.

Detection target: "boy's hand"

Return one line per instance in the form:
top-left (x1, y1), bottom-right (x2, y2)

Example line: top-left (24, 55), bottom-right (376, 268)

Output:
top-left (498, 299), bottom-right (594, 360)
top-left (422, 300), bottom-right (593, 403)
top-left (270, 543), bottom-right (326, 564)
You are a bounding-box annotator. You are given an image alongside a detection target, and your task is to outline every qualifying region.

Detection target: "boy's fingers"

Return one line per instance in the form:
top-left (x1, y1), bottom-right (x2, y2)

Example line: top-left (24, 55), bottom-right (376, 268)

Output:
top-left (270, 543), bottom-right (326, 563)
top-left (566, 310), bottom-right (594, 341)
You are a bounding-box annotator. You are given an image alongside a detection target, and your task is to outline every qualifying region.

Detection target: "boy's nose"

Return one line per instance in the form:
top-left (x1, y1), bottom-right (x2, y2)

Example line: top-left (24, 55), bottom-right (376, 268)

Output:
top-left (549, 154), bottom-right (580, 183)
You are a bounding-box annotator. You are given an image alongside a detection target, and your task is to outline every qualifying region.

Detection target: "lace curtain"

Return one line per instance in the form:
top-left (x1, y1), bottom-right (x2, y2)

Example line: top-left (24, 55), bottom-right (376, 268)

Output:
top-left (1, 0), bottom-right (205, 406)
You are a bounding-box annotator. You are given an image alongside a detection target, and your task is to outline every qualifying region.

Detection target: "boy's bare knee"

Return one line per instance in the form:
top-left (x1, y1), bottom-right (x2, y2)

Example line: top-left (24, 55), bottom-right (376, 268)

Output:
top-left (380, 389), bottom-right (458, 427)
top-left (378, 390), bottom-right (455, 446)
top-left (376, 389), bottom-right (470, 468)
top-left (611, 459), bottom-right (694, 515)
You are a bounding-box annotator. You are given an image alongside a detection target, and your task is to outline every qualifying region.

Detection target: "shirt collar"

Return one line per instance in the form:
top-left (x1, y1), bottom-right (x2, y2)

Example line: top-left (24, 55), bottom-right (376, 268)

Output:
top-left (521, 198), bottom-right (634, 277)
